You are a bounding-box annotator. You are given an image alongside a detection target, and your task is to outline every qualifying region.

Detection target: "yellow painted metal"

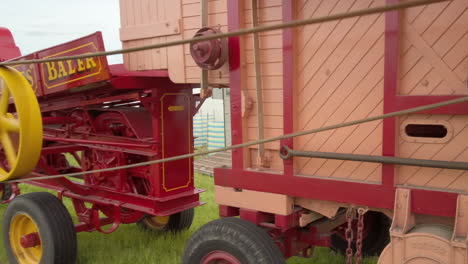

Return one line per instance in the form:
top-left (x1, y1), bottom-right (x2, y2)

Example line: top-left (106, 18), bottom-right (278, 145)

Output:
top-left (145, 215), bottom-right (170, 230)
top-left (9, 213), bottom-right (42, 264)
top-left (0, 66), bottom-right (42, 181)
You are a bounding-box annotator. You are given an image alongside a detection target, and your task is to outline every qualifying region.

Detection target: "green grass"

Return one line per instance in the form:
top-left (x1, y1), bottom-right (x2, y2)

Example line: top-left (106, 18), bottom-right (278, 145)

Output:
top-left (0, 174), bottom-right (378, 263)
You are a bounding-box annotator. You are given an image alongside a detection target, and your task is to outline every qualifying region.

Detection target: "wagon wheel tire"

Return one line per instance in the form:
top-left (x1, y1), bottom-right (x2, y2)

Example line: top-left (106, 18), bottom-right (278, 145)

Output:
top-left (331, 211), bottom-right (391, 256)
top-left (3, 192), bottom-right (77, 264)
top-left (137, 208), bottom-right (194, 232)
top-left (0, 182), bottom-right (13, 201)
top-left (182, 217), bottom-right (285, 264)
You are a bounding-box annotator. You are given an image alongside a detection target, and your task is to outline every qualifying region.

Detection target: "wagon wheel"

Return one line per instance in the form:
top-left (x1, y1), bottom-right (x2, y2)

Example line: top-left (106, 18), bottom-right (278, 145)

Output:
top-left (0, 66), bottom-right (42, 182)
top-left (182, 217), bottom-right (285, 264)
top-left (138, 208), bottom-right (194, 233)
top-left (0, 182), bottom-right (18, 203)
top-left (2, 192), bottom-right (77, 264)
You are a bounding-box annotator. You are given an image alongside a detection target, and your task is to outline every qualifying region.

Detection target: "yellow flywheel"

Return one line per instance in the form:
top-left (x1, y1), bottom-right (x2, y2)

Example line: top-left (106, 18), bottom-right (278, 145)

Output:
top-left (9, 213), bottom-right (42, 264)
top-left (0, 66), bottom-right (42, 181)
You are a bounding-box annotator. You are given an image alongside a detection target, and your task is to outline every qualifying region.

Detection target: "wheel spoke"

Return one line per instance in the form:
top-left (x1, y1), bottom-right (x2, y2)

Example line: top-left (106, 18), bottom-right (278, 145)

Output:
top-left (1, 117), bottom-right (20, 132)
top-left (1, 132), bottom-right (17, 167)
top-left (0, 87), bottom-right (10, 115)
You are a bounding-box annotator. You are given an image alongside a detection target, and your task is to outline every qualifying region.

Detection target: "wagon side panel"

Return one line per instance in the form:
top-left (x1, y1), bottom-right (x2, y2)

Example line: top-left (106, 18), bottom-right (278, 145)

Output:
top-left (292, 0), bottom-right (386, 182)
top-left (397, 0), bottom-right (468, 192)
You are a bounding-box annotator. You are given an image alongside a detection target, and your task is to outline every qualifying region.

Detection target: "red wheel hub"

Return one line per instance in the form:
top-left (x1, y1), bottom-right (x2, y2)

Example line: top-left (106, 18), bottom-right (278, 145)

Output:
top-left (20, 232), bottom-right (41, 248)
top-left (201, 251), bottom-right (242, 264)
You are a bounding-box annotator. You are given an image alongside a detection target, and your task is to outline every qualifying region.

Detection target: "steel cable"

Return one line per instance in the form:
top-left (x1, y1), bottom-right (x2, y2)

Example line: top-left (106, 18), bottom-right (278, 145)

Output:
top-left (8, 96), bottom-right (468, 183)
top-left (0, 0), bottom-right (447, 66)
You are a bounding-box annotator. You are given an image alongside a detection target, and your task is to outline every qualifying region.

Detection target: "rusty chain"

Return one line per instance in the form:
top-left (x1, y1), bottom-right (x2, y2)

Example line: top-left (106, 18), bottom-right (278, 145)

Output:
top-left (355, 208), bottom-right (368, 264)
top-left (345, 208), bottom-right (355, 264)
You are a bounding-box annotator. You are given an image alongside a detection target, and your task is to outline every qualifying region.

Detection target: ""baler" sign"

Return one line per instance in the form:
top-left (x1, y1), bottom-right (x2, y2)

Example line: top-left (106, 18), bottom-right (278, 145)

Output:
top-left (12, 32), bottom-right (110, 96)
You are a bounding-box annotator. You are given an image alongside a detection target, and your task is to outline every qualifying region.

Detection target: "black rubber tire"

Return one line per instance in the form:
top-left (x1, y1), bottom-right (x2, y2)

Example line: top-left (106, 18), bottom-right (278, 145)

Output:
top-left (137, 208), bottom-right (194, 232)
top-left (331, 211), bottom-right (391, 257)
top-left (182, 217), bottom-right (285, 264)
top-left (0, 183), bottom-right (13, 201)
top-left (2, 192), bottom-right (77, 264)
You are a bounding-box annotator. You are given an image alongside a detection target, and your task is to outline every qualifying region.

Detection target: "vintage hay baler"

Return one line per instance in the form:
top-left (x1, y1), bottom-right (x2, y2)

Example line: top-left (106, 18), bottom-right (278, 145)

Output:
top-left (0, 28), bottom-right (204, 263)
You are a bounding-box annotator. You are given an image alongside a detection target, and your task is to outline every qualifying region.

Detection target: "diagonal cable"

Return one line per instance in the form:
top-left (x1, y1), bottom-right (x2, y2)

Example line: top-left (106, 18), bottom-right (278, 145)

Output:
top-left (8, 96), bottom-right (468, 183)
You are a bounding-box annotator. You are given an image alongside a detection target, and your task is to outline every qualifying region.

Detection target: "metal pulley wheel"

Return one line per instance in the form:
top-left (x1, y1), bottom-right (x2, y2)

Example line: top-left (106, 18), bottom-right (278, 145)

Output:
top-left (190, 27), bottom-right (228, 70)
top-left (0, 66), bottom-right (42, 182)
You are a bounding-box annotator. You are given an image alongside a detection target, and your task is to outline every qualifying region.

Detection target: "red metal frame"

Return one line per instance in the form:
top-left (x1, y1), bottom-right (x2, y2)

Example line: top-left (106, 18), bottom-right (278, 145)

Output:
top-left (382, 0), bottom-right (400, 188)
top-left (282, 0), bottom-right (294, 177)
top-left (227, 0), bottom-right (243, 171)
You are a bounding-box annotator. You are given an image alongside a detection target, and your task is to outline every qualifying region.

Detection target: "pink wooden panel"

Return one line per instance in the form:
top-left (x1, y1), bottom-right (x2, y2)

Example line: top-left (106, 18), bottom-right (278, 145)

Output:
top-left (293, 0), bottom-right (385, 181)
top-left (240, 0), bottom-right (285, 170)
top-left (397, 1), bottom-right (468, 191)
top-left (119, 0), bottom-right (230, 84)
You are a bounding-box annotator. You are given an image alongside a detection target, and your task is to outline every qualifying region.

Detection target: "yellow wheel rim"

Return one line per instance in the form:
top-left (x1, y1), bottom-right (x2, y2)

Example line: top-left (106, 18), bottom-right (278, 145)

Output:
top-left (0, 66), bottom-right (42, 181)
top-left (9, 213), bottom-right (42, 264)
top-left (145, 215), bottom-right (170, 229)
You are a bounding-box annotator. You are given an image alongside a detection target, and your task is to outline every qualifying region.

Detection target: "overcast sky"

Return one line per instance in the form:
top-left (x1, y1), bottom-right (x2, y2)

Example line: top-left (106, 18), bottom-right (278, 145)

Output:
top-left (0, 0), bottom-right (123, 64)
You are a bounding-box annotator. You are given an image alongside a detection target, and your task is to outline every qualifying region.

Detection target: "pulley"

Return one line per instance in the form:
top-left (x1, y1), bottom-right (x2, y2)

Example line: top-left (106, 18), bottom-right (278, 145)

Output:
top-left (189, 28), bottom-right (228, 70)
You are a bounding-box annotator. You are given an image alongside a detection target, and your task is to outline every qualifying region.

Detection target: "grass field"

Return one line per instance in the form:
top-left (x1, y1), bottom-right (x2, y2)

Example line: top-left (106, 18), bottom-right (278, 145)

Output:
top-left (0, 174), bottom-right (378, 263)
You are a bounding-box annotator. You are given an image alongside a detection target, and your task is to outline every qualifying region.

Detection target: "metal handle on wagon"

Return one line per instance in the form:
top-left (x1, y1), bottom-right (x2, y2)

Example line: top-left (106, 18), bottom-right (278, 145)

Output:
top-left (279, 145), bottom-right (468, 170)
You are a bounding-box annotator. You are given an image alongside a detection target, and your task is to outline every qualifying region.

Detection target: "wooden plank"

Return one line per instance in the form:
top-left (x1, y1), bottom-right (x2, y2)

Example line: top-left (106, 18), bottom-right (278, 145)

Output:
top-left (297, 14), bottom-right (384, 108)
top-left (300, 105), bottom-right (383, 176)
top-left (446, 171), bottom-right (468, 192)
top-left (244, 5), bottom-right (282, 23)
top-left (411, 1), bottom-right (450, 35)
top-left (443, 33), bottom-right (468, 70)
top-left (298, 0), bottom-right (372, 76)
top-left (348, 131), bottom-right (383, 181)
top-left (247, 89), bottom-right (283, 103)
top-left (245, 49), bottom-right (282, 64)
top-left (247, 115), bottom-right (283, 129)
top-left (407, 68), bottom-right (443, 95)
top-left (454, 56), bottom-right (468, 82)
top-left (399, 57), bottom-right (433, 95)
top-left (404, 21), bottom-right (465, 91)
top-left (246, 62), bottom-right (283, 77)
top-left (299, 0), bottom-right (340, 53)
top-left (298, 58), bottom-right (384, 152)
top-left (421, 0), bottom-right (468, 46)
top-left (298, 34), bottom-right (384, 132)
top-left (247, 76), bottom-right (283, 90)
top-left (243, 0), bottom-right (282, 10)
top-left (297, 79), bottom-right (383, 163)
top-left (315, 126), bottom-right (381, 178)
top-left (244, 34), bottom-right (283, 50)
top-left (432, 10), bottom-right (468, 57)
top-left (119, 19), bottom-right (181, 41)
